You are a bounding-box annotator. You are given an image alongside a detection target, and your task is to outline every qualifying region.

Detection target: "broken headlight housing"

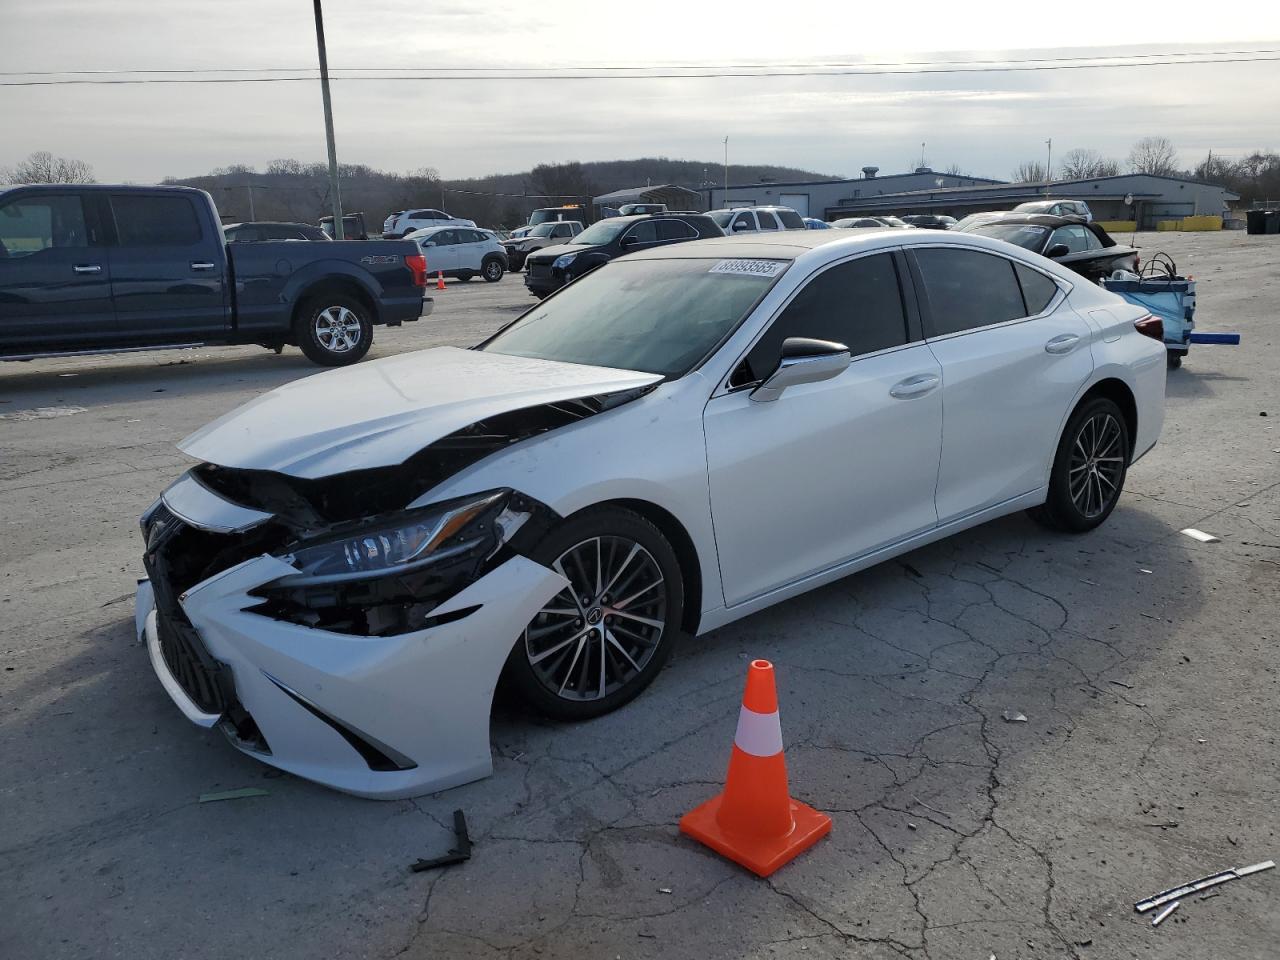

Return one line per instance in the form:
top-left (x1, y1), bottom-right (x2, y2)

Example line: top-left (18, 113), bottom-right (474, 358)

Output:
top-left (250, 489), bottom-right (535, 636)
top-left (282, 490), bottom-right (509, 585)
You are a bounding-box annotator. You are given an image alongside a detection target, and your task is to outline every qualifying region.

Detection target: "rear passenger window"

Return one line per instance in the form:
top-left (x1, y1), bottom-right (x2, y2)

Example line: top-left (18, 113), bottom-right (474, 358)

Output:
top-left (916, 248), bottom-right (1025, 336)
top-left (112, 195), bottom-right (202, 246)
top-left (1015, 263), bottom-right (1059, 315)
top-left (740, 254), bottom-right (908, 383)
top-left (776, 209), bottom-right (805, 229)
top-left (657, 220), bottom-right (697, 241)
top-left (757, 212), bottom-right (780, 231)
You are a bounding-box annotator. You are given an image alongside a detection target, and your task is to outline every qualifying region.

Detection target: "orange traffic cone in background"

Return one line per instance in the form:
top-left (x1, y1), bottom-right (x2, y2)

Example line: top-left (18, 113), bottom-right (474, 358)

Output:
top-left (436, 271), bottom-right (446, 290)
top-left (680, 659), bottom-right (831, 877)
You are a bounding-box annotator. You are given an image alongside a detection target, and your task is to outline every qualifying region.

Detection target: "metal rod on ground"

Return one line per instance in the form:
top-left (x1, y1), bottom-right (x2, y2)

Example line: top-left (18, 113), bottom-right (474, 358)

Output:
top-left (312, 0), bottom-right (344, 240)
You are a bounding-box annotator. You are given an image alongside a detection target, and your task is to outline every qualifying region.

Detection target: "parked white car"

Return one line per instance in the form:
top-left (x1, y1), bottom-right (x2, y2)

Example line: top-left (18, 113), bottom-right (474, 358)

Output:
top-left (407, 225), bottom-right (508, 282)
top-left (137, 229), bottom-right (1165, 798)
top-left (1013, 199), bottom-right (1094, 221)
top-left (708, 206), bottom-right (807, 233)
top-left (383, 208), bottom-right (475, 239)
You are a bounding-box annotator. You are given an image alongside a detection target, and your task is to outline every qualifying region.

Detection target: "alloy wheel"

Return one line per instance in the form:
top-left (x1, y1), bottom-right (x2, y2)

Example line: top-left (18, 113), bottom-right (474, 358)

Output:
top-left (314, 306), bottom-right (362, 353)
top-left (524, 536), bottom-right (667, 702)
top-left (1069, 412), bottom-right (1125, 518)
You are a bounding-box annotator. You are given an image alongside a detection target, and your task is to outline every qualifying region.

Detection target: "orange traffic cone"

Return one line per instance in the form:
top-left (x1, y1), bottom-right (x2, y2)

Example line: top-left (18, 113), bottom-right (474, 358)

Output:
top-left (680, 659), bottom-right (830, 876)
top-left (436, 271), bottom-right (446, 290)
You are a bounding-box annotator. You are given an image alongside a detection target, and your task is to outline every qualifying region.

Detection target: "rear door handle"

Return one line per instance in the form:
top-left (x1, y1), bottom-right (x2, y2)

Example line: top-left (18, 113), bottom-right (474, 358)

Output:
top-left (889, 373), bottom-right (940, 399)
top-left (73, 264), bottom-right (102, 274)
top-left (190, 261), bottom-right (216, 271)
top-left (1045, 333), bottom-right (1081, 354)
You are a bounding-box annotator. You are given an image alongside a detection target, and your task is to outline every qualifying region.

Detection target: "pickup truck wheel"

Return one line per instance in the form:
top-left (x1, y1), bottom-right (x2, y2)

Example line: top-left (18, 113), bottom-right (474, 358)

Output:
top-left (483, 258), bottom-right (505, 282)
top-left (296, 296), bottom-right (372, 366)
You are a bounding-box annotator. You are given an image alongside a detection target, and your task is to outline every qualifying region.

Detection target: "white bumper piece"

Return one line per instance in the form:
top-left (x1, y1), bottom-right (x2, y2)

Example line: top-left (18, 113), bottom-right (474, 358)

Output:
top-left (136, 555), bottom-right (567, 799)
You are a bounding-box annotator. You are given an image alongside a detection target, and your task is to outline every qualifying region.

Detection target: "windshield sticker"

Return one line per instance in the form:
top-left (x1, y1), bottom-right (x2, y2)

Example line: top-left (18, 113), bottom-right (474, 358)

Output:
top-left (709, 259), bottom-right (787, 278)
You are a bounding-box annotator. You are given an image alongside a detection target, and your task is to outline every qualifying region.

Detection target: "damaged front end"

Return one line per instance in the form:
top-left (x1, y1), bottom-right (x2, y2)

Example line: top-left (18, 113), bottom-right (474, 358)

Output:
top-left (135, 387), bottom-right (663, 797)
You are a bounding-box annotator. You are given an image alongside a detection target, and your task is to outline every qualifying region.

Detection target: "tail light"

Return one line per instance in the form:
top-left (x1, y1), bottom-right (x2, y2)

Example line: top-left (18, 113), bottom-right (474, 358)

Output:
top-left (406, 253), bottom-right (427, 287)
top-left (1135, 314), bottom-right (1163, 341)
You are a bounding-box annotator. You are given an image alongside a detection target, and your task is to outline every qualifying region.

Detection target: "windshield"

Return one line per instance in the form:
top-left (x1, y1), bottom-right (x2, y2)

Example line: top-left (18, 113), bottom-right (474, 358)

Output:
top-left (571, 219), bottom-right (629, 245)
top-left (709, 211), bottom-right (734, 227)
top-left (480, 258), bottom-right (787, 377)
top-left (971, 222), bottom-right (1049, 251)
top-left (528, 223), bottom-right (558, 238)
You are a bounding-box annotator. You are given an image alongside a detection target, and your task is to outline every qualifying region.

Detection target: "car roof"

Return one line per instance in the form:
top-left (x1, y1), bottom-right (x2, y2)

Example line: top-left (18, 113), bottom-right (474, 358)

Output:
top-left (624, 226), bottom-right (1081, 270)
top-left (974, 213), bottom-right (1086, 228)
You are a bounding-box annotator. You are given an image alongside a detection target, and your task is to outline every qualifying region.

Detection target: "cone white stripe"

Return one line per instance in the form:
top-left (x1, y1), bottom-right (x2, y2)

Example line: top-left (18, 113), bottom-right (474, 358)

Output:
top-left (734, 705), bottom-right (783, 757)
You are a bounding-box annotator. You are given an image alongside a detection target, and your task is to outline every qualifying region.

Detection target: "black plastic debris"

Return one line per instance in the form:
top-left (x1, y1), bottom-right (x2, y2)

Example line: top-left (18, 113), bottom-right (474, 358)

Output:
top-left (411, 809), bottom-right (472, 873)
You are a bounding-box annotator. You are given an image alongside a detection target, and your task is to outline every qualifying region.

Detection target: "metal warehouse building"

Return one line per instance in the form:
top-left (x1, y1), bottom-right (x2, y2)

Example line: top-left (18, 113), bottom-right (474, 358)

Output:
top-left (704, 167), bottom-right (1003, 219)
top-left (826, 174), bottom-right (1239, 230)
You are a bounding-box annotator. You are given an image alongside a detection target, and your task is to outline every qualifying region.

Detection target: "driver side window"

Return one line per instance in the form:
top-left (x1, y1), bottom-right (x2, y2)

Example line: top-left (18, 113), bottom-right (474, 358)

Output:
top-left (0, 195), bottom-right (90, 258)
top-left (736, 253), bottom-right (909, 385)
top-left (625, 221), bottom-right (659, 244)
top-left (731, 212), bottom-right (756, 232)
top-left (433, 229), bottom-right (458, 246)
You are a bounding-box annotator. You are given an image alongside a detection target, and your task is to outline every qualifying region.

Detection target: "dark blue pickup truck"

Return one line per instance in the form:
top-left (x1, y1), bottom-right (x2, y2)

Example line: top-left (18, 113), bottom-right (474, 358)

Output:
top-left (0, 184), bottom-right (432, 366)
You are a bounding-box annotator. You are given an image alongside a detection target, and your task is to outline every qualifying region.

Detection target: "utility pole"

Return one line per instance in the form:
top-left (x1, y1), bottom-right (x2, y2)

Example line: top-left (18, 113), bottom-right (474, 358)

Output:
top-left (721, 136), bottom-right (732, 207)
top-left (312, 0), bottom-right (344, 240)
top-left (246, 183), bottom-right (256, 221)
top-left (1045, 137), bottom-right (1053, 181)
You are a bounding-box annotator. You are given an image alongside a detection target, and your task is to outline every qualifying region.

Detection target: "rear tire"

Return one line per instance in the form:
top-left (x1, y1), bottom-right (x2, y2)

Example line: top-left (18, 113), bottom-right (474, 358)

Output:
top-left (457, 271), bottom-right (474, 282)
top-left (1167, 351), bottom-right (1183, 369)
top-left (505, 506), bottom-right (683, 721)
top-left (1030, 397), bottom-right (1130, 532)
top-left (294, 295), bottom-right (372, 366)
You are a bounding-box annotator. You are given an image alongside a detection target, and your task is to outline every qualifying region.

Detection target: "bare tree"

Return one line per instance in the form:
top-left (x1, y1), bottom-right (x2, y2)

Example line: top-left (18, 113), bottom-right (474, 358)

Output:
top-left (943, 163), bottom-right (971, 177)
top-left (1127, 137), bottom-right (1179, 176)
top-left (1059, 148), bottom-right (1121, 179)
top-left (2, 151), bottom-right (96, 184)
top-left (1010, 160), bottom-right (1047, 183)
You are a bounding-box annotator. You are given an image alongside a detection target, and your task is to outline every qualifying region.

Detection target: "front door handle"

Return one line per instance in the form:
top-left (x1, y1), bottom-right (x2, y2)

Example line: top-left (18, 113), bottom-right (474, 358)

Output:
top-left (73, 264), bottom-right (102, 274)
top-left (1045, 333), bottom-right (1081, 354)
top-left (889, 373), bottom-right (940, 399)
top-left (190, 261), bottom-right (216, 271)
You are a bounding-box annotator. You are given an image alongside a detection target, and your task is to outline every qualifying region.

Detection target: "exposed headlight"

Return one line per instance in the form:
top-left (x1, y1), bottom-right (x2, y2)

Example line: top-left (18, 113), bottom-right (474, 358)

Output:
top-left (282, 490), bottom-right (511, 586)
top-left (552, 253), bottom-right (576, 270)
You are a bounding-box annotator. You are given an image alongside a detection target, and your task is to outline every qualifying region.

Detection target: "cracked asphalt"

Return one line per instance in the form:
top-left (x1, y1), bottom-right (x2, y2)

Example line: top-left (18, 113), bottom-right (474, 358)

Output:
top-left (2, 232), bottom-right (1278, 959)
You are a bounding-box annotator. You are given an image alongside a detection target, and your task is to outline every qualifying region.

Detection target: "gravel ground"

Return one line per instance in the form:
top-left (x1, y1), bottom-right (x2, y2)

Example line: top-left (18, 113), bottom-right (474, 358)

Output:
top-left (2, 232), bottom-right (1278, 959)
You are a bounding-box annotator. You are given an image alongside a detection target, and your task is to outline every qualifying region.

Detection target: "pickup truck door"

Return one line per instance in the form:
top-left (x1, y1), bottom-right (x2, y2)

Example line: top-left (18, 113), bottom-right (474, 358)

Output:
top-left (0, 191), bottom-right (117, 349)
top-left (105, 192), bottom-right (229, 340)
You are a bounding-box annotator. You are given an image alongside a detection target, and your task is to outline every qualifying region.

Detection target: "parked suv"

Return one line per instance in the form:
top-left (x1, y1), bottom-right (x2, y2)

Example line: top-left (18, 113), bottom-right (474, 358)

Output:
top-left (408, 225), bottom-right (508, 282)
top-left (1013, 199), bottom-right (1093, 221)
top-left (502, 221), bottom-right (583, 270)
top-left (383, 208), bottom-right (475, 239)
top-left (708, 206), bottom-right (806, 233)
top-left (524, 213), bottom-right (723, 298)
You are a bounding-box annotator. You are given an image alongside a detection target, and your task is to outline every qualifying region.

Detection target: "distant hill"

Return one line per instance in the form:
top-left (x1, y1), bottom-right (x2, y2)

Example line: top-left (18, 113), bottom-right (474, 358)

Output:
top-left (167, 156), bottom-right (839, 230)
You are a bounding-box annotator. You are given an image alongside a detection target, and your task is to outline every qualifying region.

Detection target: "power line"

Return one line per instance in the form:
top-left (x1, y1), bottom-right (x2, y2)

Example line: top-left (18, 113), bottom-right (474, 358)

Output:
top-left (3, 46), bottom-right (1278, 76)
top-left (2, 54), bottom-right (1278, 86)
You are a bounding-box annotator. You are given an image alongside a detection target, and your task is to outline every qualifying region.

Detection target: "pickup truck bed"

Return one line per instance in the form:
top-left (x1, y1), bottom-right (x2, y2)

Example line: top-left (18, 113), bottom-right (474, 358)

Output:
top-left (0, 184), bottom-right (432, 366)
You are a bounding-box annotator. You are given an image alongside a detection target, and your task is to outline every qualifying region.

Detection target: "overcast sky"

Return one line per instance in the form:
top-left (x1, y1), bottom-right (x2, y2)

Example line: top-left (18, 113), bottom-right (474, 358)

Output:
top-left (3, 1), bottom-right (1279, 183)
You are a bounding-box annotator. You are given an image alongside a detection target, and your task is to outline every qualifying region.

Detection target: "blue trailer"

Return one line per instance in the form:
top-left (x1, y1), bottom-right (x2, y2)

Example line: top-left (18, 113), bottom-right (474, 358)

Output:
top-left (1102, 254), bottom-right (1239, 369)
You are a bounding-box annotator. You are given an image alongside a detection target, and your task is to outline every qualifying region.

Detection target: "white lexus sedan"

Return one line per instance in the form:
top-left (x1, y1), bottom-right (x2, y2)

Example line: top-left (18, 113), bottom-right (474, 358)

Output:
top-left (136, 230), bottom-right (1165, 798)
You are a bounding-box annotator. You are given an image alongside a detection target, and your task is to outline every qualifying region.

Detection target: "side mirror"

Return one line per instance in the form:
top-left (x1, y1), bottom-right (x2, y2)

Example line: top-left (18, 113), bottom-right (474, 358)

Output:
top-left (731, 221), bottom-right (751, 232)
top-left (750, 337), bottom-right (851, 402)
top-left (1045, 243), bottom-right (1070, 258)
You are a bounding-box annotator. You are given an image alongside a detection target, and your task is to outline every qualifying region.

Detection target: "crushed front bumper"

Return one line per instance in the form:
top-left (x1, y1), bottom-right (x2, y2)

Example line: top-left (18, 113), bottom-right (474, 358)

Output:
top-left (137, 554), bottom-right (566, 799)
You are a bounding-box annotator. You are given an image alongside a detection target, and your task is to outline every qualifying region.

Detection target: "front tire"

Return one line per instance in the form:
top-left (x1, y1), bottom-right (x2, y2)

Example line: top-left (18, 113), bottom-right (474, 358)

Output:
top-left (506, 506), bottom-right (684, 721)
top-left (482, 258), bottom-right (505, 282)
top-left (295, 295), bottom-right (373, 366)
top-left (1031, 397), bottom-right (1130, 532)
top-left (1167, 351), bottom-right (1183, 369)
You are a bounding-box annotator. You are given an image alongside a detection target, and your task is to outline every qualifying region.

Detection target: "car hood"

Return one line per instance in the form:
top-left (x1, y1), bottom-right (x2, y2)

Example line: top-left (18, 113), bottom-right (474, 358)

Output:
top-left (528, 242), bottom-right (601, 262)
top-left (180, 347), bottom-right (662, 479)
